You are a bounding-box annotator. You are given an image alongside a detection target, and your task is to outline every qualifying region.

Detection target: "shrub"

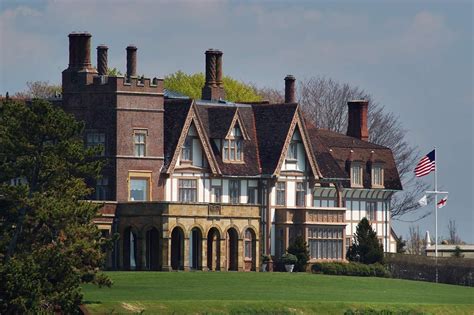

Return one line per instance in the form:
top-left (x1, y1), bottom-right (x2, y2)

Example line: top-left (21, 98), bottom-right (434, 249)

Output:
top-left (311, 262), bottom-right (391, 278)
top-left (261, 254), bottom-right (271, 263)
top-left (281, 253), bottom-right (298, 265)
top-left (287, 236), bottom-right (310, 272)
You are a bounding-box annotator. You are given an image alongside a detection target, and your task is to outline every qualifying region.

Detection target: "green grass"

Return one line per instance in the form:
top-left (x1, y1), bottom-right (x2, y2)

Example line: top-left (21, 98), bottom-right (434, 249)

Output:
top-left (82, 272), bottom-right (474, 314)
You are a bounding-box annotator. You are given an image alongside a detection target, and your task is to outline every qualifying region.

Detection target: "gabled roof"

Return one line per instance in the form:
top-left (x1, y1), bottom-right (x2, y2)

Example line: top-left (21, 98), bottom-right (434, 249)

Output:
top-left (163, 99), bottom-right (220, 174)
top-left (252, 103), bottom-right (298, 175)
top-left (163, 97), bottom-right (402, 190)
top-left (272, 108), bottom-right (321, 178)
top-left (224, 109), bottom-right (250, 140)
top-left (195, 104), bottom-right (260, 176)
top-left (313, 128), bottom-right (402, 190)
top-left (163, 99), bottom-right (193, 172)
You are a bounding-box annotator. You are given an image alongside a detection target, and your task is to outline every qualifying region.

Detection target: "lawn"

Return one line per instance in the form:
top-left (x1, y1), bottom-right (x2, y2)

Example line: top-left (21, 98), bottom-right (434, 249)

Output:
top-left (82, 272), bottom-right (474, 314)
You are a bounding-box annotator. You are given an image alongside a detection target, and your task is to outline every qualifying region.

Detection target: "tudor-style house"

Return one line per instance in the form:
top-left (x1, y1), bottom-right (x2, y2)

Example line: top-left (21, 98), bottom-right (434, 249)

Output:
top-left (60, 32), bottom-right (401, 271)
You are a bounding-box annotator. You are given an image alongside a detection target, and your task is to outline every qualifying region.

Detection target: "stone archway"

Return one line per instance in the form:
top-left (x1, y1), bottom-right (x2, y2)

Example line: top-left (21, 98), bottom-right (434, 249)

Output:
top-left (207, 227), bottom-right (221, 271)
top-left (227, 228), bottom-right (239, 271)
top-left (145, 227), bottom-right (160, 270)
top-left (171, 227), bottom-right (185, 270)
top-left (190, 227), bottom-right (202, 270)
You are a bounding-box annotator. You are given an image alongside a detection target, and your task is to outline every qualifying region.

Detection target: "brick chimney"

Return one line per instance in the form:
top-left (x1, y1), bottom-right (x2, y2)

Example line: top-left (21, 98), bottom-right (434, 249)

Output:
top-left (202, 49), bottom-right (225, 101)
top-left (284, 75), bottom-right (296, 103)
top-left (126, 45), bottom-right (137, 78)
top-left (68, 32), bottom-right (93, 70)
top-left (97, 45), bottom-right (108, 76)
top-left (347, 100), bottom-right (369, 141)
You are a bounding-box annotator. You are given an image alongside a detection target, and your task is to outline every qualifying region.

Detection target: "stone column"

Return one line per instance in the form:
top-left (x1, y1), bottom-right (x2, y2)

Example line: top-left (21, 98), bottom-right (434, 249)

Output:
top-left (162, 236), bottom-right (171, 271)
top-left (184, 236), bottom-right (190, 271)
top-left (201, 237), bottom-right (209, 271)
top-left (238, 238), bottom-right (244, 272)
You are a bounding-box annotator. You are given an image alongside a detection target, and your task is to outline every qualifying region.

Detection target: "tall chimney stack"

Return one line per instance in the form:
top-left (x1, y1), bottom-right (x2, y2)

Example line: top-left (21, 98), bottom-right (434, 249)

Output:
top-left (126, 45), bottom-right (137, 77)
top-left (284, 75), bottom-right (296, 103)
top-left (215, 50), bottom-right (223, 87)
top-left (347, 100), bottom-right (369, 141)
top-left (202, 49), bottom-right (225, 101)
top-left (97, 45), bottom-right (108, 76)
top-left (68, 32), bottom-right (92, 70)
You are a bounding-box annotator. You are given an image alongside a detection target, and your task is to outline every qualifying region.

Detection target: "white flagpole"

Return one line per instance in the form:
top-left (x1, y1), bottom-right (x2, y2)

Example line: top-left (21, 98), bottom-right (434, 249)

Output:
top-left (423, 147), bottom-right (448, 283)
top-left (434, 146), bottom-right (438, 283)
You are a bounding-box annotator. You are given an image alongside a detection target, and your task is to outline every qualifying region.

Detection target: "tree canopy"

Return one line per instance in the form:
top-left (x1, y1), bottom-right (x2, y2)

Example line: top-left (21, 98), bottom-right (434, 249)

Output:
top-left (347, 218), bottom-right (384, 264)
top-left (164, 71), bottom-right (262, 102)
top-left (0, 99), bottom-right (111, 314)
top-left (13, 81), bottom-right (61, 99)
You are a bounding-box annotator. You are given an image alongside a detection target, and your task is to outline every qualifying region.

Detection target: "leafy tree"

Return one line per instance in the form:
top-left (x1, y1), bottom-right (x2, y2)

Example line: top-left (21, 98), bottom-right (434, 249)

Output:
top-left (14, 81), bottom-right (61, 99)
top-left (347, 218), bottom-right (384, 264)
top-left (164, 71), bottom-right (262, 102)
top-left (0, 99), bottom-right (112, 314)
top-left (107, 67), bottom-right (123, 76)
top-left (287, 235), bottom-right (310, 272)
top-left (255, 77), bottom-right (428, 221)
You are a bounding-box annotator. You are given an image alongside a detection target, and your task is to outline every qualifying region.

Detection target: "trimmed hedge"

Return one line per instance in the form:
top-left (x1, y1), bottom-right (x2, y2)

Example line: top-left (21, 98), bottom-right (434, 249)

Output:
top-left (385, 253), bottom-right (474, 286)
top-left (311, 262), bottom-right (391, 278)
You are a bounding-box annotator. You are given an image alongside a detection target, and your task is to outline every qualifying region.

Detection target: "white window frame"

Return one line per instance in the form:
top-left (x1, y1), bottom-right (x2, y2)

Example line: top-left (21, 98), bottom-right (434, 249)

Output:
top-left (178, 179), bottom-right (197, 202)
top-left (276, 182), bottom-right (286, 206)
top-left (351, 163), bottom-right (363, 187)
top-left (371, 165), bottom-right (384, 188)
top-left (133, 129), bottom-right (147, 157)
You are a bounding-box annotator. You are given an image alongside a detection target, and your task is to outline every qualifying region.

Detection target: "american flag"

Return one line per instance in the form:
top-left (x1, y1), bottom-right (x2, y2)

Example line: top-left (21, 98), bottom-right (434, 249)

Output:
top-left (414, 150), bottom-right (436, 177)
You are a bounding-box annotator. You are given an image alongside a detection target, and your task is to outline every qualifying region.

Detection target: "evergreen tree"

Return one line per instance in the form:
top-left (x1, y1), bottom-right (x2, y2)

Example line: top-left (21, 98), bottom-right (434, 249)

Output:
top-left (452, 246), bottom-right (464, 258)
top-left (347, 218), bottom-right (384, 264)
top-left (287, 235), bottom-right (310, 272)
top-left (0, 99), bottom-right (112, 314)
top-left (164, 71), bottom-right (262, 102)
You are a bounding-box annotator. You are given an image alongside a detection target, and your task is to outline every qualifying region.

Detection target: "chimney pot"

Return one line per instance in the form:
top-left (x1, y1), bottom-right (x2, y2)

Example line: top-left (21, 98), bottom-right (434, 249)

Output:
top-left (347, 100), bottom-right (369, 141)
top-left (97, 45), bottom-right (108, 76)
top-left (126, 45), bottom-right (137, 77)
top-left (284, 75), bottom-right (296, 103)
top-left (68, 32), bottom-right (92, 70)
top-left (202, 49), bottom-right (225, 101)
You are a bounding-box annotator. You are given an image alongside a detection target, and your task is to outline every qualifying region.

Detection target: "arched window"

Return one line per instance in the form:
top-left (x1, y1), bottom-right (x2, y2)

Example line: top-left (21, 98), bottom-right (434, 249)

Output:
top-left (244, 229), bottom-right (253, 259)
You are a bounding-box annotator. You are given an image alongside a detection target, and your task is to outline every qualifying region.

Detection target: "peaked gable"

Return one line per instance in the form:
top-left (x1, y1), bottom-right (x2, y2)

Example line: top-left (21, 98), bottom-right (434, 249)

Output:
top-left (166, 102), bottom-right (220, 175)
top-left (224, 109), bottom-right (250, 140)
top-left (273, 108), bottom-right (321, 178)
top-left (252, 103), bottom-right (297, 175)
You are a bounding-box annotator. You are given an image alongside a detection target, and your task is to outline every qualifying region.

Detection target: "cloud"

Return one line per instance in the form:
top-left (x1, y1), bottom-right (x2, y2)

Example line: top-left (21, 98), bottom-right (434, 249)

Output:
top-left (0, 1), bottom-right (458, 92)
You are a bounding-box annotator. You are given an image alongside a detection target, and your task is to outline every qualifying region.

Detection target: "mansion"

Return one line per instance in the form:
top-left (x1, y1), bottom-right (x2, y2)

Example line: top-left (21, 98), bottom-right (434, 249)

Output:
top-left (60, 32), bottom-right (401, 271)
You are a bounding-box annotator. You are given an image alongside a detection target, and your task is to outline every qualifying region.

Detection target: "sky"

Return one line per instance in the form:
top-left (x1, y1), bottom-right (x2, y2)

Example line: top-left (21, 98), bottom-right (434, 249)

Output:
top-left (1, 0), bottom-right (472, 243)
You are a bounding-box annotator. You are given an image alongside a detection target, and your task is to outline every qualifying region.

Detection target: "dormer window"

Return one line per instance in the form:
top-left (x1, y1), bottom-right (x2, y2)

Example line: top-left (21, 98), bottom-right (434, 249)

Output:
top-left (181, 136), bottom-right (192, 162)
top-left (351, 163), bottom-right (363, 187)
top-left (286, 130), bottom-right (301, 162)
top-left (371, 165), bottom-right (384, 187)
top-left (287, 141), bottom-right (297, 160)
top-left (223, 126), bottom-right (243, 162)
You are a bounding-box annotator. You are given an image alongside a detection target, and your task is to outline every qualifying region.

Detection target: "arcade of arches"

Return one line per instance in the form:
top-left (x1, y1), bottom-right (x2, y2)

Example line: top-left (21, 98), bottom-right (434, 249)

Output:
top-left (114, 203), bottom-right (260, 272)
